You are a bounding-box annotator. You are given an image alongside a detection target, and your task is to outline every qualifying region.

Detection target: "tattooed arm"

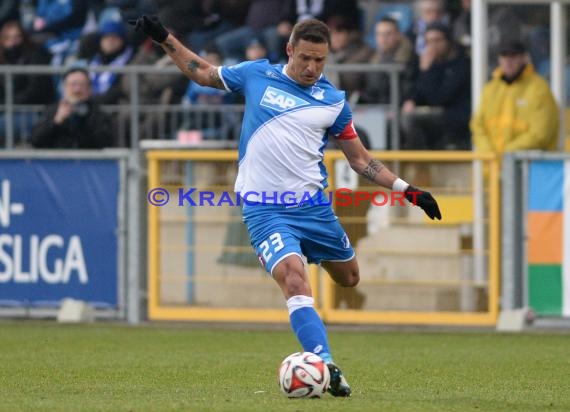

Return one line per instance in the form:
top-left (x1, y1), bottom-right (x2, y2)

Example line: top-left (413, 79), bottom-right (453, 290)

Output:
top-left (160, 34), bottom-right (225, 90)
top-left (336, 136), bottom-right (403, 190)
top-left (334, 123), bottom-right (441, 218)
top-left (337, 130), bottom-right (442, 219)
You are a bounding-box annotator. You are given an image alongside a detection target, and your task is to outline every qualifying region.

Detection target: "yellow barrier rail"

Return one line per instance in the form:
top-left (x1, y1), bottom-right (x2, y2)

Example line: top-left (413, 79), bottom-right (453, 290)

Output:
top-left (147, 150), bottom-right (500, 326)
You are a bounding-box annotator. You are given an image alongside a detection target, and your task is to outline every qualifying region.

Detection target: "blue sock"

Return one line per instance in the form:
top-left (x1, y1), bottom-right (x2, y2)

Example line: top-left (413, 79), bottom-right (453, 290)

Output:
top-left (287, 295), bottom-right (333, 364)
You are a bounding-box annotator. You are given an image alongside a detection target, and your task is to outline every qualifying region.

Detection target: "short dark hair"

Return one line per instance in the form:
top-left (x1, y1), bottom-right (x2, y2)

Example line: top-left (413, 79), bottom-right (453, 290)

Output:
top-left (290, 18), bottom-right (330, 47)
top-left (425, 22), bottom-right (452, 42)
top-left (63, 66), bottom-right (90, 81)
top-left (498, 40), bottom-right (527, 56)
top-left (378, 16), bottom-right (400, 31)
top-left (326, 15), bottom-right (358, 32)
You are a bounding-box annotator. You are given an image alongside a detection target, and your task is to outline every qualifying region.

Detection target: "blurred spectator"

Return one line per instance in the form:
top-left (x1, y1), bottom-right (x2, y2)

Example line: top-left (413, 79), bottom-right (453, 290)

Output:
top-left (155, 0), bottom-right (219, 36)
top-left (326, 15), bottom-right (373, 99)
top-left (180, 47), bottom-right (237, 141)
top-left (361, 16), bottom-right (415, 104)
top-left (215, 0), bottom-right (284, 62)
top-left (487, 6), bottom-right (523, 67)
top-left (215, 0), bottom-right (361, 63)
top-left (279, 0), bottom-right (360, 26)
top-left (0, 20), bottom-right (55, 146)
top-left (182, 0), bottom-right (239, 53)
top-left (31, 67), bottom-right (114, 148)
top-left (75, 31), bottom-right (101, 62)
top-left (471, 41), bottom-right (559, 154)
top-left (152, 0), bottom-right (247, 54)
top-left (121, 37), bottom-right (186, 104)
top-left (0, 1), bottom-right (19, 29)
top-left (245, 37), bottom-right (269, 61)
top-left (88, 21), bottom-right (134, 104)
top-left (92, 1), bottom-right (157, 53)
top-left (32, 0), bottom-right (89, 65)
top-left (120, 37), bottom-right (187, 142)
top-left (409, 0), bottom-right (449, 55)
top-left (452, 0), bottom-right (471, 51)
top-left (100, 0), bottom-right (156, 23)
top-left (274, 0), bottom-right (360, 62)
top-left (318, 0), bottom-right (361, 26)
top-left (401, 23), bottom-right (471, 150)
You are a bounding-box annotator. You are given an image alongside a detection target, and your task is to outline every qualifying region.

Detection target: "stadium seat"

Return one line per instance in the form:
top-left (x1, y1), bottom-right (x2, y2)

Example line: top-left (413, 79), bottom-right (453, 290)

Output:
top-left (424, 195), bottom-right (473, 225)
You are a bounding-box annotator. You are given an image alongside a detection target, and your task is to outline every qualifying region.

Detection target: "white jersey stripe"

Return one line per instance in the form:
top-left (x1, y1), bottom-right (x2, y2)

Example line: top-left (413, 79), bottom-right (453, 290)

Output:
top-left (219, 60), bottom-right (353, 203)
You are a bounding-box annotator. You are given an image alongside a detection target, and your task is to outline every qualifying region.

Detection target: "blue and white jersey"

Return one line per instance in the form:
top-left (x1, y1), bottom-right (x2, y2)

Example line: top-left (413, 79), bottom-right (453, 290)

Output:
top-left (218, 59), bottom-right (357, 204)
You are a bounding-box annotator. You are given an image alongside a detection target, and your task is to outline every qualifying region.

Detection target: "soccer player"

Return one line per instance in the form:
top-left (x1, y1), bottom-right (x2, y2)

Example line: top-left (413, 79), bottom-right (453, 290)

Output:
top-left (131, 16), bottom-right (442, 397)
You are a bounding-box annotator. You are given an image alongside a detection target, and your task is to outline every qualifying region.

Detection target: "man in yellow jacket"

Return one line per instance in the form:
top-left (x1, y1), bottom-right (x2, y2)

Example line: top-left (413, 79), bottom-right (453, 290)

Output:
top-left (471, 41), bottom-right (559, 154)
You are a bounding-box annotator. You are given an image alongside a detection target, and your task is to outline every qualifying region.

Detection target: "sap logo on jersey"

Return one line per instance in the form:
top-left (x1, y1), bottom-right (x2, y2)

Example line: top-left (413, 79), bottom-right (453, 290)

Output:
top-left (260, 86), bottom-right (309, 112)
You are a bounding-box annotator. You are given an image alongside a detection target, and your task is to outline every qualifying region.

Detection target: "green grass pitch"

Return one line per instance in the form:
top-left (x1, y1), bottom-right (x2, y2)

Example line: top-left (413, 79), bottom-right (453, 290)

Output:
top-left (1, 321), bottom-right (569, 411)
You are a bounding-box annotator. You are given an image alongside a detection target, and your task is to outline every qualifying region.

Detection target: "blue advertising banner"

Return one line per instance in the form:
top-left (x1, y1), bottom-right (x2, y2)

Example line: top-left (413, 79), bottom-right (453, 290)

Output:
top-left (0, 159), bottom-right (119, 308)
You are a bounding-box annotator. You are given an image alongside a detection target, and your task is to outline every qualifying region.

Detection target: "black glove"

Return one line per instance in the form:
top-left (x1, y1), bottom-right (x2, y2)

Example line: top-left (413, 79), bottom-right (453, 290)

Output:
top-left (129, 15), bottom-right (169, 43)
top-left (405, 185), bottom-right (442, 220)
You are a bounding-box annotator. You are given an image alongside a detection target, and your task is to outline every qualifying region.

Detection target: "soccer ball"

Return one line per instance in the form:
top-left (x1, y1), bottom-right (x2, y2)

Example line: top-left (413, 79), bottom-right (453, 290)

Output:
top-left (278, 352), bottom-right (330, 398)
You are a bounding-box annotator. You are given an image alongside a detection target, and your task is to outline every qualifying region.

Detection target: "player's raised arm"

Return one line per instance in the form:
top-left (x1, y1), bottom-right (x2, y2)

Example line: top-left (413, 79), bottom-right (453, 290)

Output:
top-left (129, 15), bottom-right (225, 90)
top-left (336, 136), bottom-right (442, 220)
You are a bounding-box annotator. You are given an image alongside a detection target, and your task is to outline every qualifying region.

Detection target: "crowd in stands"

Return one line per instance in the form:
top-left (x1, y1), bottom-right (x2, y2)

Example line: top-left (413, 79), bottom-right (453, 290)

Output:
top-left (31, 66), bottom-right (114, 148)
top-left (0, 0), bottom-right (564, 153)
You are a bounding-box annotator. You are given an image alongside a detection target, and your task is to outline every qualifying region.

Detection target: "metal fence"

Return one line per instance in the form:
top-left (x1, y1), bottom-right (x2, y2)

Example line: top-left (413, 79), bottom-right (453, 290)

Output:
top-left (1, 63), bottom-right (404, 149)
top-left (0, 149), bottom-right (143, 322)
top-left (502, 151), bottom-right (570, 325)
top-left (145, 148), bottom-right (500, 326)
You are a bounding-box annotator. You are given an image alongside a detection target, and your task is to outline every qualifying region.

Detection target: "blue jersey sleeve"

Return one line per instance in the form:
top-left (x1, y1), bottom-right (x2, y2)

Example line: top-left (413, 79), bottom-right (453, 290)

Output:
top-left (328, 99), bottom-right (353, 136)
top-left (219, 60), bottom-right (258, 94)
